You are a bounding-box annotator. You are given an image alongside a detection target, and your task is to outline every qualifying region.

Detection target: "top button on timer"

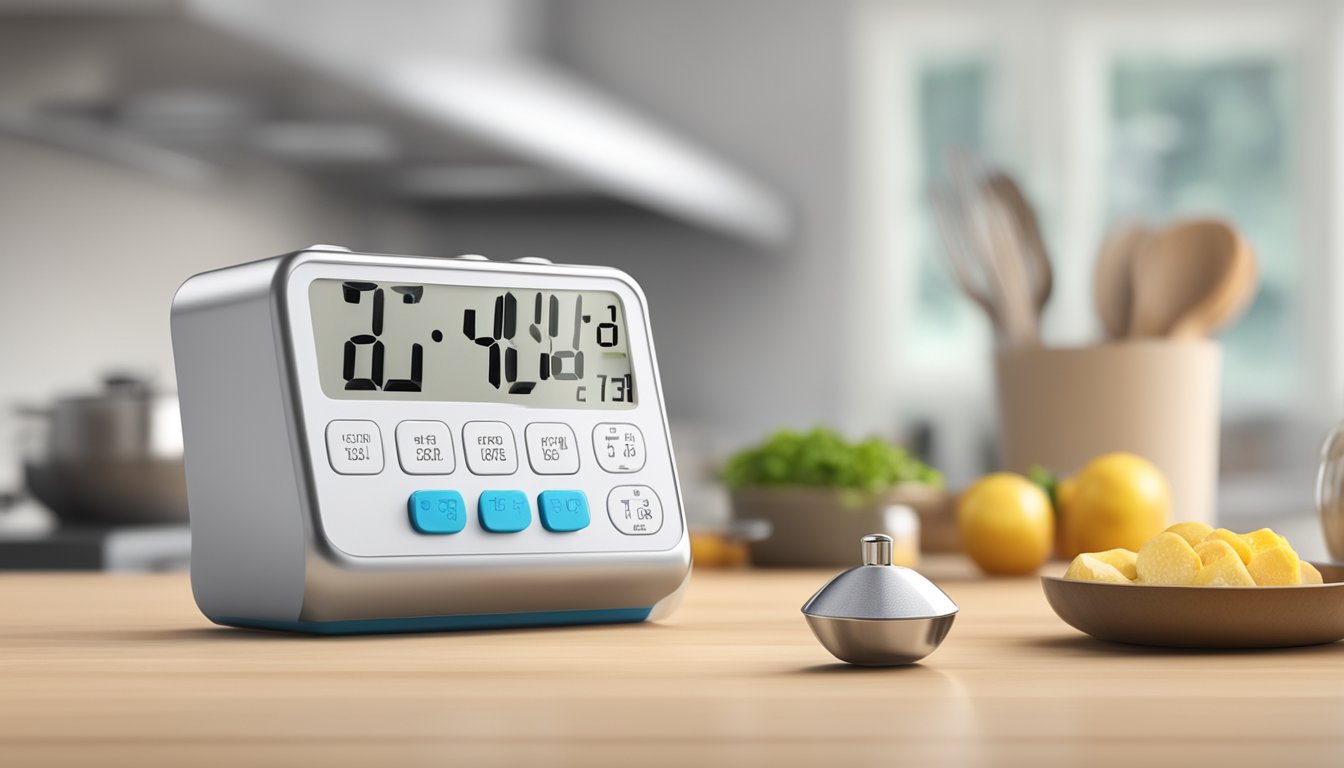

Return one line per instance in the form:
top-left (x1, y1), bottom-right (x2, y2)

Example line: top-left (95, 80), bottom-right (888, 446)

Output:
top-left (396, 420), bottom-right (454, 475)
top-left (462, 421), bottom-right (518, 475)
top-left (326, 420), bottom-right (384, 475)
top-left (593, 423), bottom-right (646, 473)
top-left (526, 423), bottom-right (580, 475)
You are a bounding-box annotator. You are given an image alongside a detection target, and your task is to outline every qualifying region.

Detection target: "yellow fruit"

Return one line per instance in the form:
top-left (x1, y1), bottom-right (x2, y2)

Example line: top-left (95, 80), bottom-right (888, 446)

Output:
top-left (1202, 529), bottom-right (1252, 565)
top-left (1088, 548), bottom-right (1138, 580)
top-left (1058, 453), bottom-right (1171, 558)
top-left (1247, 545), bottom-right (1301, 586)
top-left (1301, 561), bottom-right (1324, 585)
top-left (957, 473), bottom-right (1054, 576)
top-left (1064, 554), bottom-right (1132, 584)
top-left (1136, 532), bottom-right (1202, 585)
top-left (1193, 539), bottom-right (1239, 566)
top-left (1242, 528), bottom-right (1289, 554)
top-left (1193, 555), bottom-right (1256, 587)
top-left (1097, 524), bottom-right (1316, 588)
top-left (1165, 521), bottom-right (1214, 548)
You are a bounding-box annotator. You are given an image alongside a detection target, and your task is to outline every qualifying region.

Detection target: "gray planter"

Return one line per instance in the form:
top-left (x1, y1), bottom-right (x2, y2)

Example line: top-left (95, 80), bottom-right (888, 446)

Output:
top-left (730, 484), bottom-right (952, 567)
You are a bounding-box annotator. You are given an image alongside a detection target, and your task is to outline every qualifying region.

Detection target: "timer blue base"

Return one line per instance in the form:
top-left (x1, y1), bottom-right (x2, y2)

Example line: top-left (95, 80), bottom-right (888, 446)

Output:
top-left (213, 606), bottom-right (652, 635)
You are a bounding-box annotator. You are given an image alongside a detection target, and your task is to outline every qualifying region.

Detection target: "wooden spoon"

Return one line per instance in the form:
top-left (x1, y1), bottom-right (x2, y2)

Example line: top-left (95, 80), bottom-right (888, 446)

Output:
top-left (1167, 229), bottom-right (1257, 339)
top-left (1127, 218), bottom-right (1257, 339)
top-left (1093, 223), bottom-right (1150, 339)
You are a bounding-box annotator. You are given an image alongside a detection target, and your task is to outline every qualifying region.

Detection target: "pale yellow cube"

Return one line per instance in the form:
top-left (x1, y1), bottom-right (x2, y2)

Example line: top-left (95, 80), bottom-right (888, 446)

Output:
top-left (1203, 528), bottom-right (1252, 565)
top-left (1063, 554), bottom-right (1132, 584)
top-left (1193, 539), bottom-right (1239, 566)
top-left (1136, 532), bottom-right (1203, 585)
top-left (1087, 548), bottom-right (1138, 580)
top-left (1246, 545), bottom-right (1302, 586)
top-left (1165, 521), bottom-right (1214, 548)
top-left (1242, 528), bottom-right (1289, 554)
top-left (1193, 554), bottom-right (1256, 586)
top-left (1301, 561), bottom-right (1324, 585)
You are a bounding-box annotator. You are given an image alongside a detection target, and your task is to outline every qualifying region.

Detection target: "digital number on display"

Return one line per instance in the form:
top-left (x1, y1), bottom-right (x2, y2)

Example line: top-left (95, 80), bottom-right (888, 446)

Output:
top-left (308, 279), bottom-right (636, 409)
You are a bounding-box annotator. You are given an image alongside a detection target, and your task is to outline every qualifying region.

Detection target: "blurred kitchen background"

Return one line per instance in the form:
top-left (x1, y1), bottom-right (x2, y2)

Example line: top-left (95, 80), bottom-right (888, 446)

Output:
top-left (2, 0), bottom-right (1341, 562)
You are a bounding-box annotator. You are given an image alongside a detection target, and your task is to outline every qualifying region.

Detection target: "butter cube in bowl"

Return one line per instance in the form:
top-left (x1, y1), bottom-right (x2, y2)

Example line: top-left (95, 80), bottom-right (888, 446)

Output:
top-left (1041, 524), bottom-right (1344, 648)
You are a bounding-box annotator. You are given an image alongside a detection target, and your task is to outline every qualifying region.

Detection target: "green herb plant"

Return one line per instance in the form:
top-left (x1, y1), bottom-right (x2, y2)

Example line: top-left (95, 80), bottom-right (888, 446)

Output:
top-left (721, 428), bottom-right (942, 495)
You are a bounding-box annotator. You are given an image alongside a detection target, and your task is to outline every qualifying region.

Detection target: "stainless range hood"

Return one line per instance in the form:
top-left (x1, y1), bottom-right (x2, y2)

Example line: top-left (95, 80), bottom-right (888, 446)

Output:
top-left (0, 0), bottom-right (792, 245)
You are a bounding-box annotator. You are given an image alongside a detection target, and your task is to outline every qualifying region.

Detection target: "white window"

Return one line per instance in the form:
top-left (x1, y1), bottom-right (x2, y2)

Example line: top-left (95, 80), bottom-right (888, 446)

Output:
top-left (851, 0), bottom-right (1337, 487)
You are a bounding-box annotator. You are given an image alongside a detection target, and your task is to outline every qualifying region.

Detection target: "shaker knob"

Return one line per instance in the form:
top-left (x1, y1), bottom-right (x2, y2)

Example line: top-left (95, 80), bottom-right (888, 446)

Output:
top-left (861, 533), bottom-right (893, 566)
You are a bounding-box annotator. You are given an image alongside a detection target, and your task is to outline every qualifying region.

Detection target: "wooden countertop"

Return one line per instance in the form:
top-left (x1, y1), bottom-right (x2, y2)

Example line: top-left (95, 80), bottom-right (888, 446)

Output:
top-left (4, 558), bottom-right (1344, 766)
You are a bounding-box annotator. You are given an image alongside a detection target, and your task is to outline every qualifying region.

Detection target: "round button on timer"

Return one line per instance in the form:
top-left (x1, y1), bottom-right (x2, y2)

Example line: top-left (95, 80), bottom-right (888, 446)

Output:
top-left (606, 485), bottom-right (662, 535)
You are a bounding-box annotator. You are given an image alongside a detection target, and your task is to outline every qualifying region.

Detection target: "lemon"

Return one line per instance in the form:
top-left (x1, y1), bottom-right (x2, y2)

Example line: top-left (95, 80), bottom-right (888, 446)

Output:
top-left (957, 473), bottom-right (1054, 576)
top-left (1058, 453), bottom-right (1170, 558)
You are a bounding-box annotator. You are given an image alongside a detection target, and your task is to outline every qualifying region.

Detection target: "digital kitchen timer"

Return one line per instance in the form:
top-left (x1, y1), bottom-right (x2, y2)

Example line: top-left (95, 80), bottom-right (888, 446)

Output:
top-left (171, 245), bottom-right (690, 633)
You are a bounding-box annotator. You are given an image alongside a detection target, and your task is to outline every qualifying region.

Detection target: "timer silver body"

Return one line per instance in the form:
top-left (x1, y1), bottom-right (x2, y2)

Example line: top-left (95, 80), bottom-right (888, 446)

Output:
top-left (170, 246), bottom-right (690, 633)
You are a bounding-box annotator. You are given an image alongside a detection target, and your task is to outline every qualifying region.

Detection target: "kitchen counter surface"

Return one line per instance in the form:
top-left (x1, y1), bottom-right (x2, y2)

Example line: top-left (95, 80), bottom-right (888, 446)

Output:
top-left (4, 558), bottom-right (1344, 766)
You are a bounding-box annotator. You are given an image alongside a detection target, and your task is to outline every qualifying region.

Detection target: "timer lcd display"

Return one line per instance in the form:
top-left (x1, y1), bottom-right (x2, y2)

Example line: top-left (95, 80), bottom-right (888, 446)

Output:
top-left (309, 279), bottom-right (636, 408)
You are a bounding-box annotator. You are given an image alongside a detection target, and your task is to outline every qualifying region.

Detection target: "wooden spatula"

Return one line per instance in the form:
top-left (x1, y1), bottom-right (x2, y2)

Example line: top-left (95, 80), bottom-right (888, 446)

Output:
top-left (1127, 218), bottom-right (1257, 339)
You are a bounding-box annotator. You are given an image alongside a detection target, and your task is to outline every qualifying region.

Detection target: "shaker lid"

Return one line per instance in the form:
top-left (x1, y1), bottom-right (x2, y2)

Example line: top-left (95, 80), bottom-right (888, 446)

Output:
top-left (801, 534), bottom-right (959, 621)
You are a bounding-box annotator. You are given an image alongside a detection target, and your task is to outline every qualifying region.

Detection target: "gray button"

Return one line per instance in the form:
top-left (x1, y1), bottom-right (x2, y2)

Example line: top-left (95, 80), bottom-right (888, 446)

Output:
top-left (462, 421), bottom-right (518, 475)
top-left (593, 423), bottom-right (646, 473)
top-left (396, 421), bottom-right (455, 475)
top-left (326, 420), bottom-right (384, 475)
top-left (525, 422), bottom-right (580, 475)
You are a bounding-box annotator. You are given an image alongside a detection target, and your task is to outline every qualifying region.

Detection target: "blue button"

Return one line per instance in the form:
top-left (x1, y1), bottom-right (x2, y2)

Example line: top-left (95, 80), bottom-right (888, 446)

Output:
top-left (478, 490), bottom-right (531, 533)
top-left (408, 490), bottom-right (466, 534)
top-left (538, 490), bottom-right (590, 532)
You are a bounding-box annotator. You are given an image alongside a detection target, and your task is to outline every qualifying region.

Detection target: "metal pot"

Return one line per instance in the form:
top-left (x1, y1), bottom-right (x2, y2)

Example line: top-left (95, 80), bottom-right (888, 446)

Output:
top-left (19, 375), bottom-right (188, 525)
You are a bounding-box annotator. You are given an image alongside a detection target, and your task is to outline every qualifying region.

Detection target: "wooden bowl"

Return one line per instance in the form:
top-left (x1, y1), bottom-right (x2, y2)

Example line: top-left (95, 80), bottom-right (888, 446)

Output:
top-left (1041, 562), bottom-right (1344, 649)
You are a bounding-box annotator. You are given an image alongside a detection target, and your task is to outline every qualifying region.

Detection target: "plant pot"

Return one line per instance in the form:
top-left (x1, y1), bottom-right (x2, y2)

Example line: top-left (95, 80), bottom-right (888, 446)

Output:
top-left (730, 484), bottom-right (951, 567)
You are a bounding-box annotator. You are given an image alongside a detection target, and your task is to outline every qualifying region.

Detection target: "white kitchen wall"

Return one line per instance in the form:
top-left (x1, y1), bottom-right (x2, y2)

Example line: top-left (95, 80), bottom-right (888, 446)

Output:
top-left (420, 0), bottom-right (861, 455)
top-left (0, 0), bottom-right (880, 530)
top-left (0, 134), bottom-right (427, 489)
